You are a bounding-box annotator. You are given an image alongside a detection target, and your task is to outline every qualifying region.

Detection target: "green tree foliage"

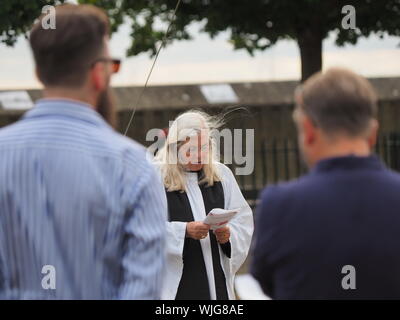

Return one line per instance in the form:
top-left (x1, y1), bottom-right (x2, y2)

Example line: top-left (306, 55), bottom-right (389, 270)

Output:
top-left (80, 0), bottom-right (400, 81)
top-left (1, 0), bottom-right (399, 81)
top-left (0, 0), bottom-right (65, 46)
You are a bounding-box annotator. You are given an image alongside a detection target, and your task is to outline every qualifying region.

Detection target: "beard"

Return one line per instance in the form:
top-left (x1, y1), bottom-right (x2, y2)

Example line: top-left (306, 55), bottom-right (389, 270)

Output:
top-left (96, 86), bottom-right (117, 129)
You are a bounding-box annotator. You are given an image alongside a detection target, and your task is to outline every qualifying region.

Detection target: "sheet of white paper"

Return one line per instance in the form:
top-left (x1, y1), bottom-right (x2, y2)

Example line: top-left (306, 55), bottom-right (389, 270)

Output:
top-left (203, 208), bottom-right (239, 230)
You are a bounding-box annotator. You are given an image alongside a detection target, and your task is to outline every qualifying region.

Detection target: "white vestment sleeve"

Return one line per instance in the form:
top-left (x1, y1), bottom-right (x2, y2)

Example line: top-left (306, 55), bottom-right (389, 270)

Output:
top-left (218, 163), bottom-right (254, 275)
top-left (166, 221), bottom-right (187, 258)
top-left (162, 221), bottom-right (187, 299)
top-left (152, 162), bottom-right (187, 263)
top-left (153, 161), bottom-right (189, 299)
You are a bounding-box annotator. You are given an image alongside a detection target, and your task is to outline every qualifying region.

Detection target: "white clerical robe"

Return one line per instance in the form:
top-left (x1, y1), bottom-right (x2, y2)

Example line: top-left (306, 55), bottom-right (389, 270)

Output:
top-left (161, 162), bottom-right (254, 300)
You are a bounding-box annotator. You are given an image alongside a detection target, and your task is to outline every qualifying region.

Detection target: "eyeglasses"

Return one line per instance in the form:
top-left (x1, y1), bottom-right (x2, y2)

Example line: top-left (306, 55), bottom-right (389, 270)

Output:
top-left (91, 58), bottom-right (121, 74)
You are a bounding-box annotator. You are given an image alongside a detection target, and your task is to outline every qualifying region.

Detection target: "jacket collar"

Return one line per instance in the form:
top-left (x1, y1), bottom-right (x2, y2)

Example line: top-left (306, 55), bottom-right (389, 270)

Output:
top-left (311, 154), bottom-right (385, 174)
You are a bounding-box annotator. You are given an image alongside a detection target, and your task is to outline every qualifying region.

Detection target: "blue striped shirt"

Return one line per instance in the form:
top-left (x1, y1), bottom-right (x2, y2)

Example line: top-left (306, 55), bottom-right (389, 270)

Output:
top-left (0, 99), bottom-right (167, 299)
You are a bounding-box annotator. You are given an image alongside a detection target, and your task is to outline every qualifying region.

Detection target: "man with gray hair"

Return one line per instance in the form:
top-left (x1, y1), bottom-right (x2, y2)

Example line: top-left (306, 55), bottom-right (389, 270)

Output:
top-left (251, 68), bottom-right (400, 299)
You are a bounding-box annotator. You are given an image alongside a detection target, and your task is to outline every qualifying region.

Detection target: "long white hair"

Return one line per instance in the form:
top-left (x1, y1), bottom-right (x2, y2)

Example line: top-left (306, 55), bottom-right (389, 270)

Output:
top-left (155, 110), bottom-right (223, 192)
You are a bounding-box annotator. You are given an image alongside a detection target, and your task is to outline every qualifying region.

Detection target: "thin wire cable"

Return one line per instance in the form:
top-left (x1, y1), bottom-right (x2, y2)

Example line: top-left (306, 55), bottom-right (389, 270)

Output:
top-left (124, 0), bottom-right (183, 136)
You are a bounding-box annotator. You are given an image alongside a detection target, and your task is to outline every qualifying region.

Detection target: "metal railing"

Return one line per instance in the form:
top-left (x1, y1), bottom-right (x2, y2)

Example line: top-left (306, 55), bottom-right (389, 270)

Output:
top-left (230, 133), bottom-right (400, 209)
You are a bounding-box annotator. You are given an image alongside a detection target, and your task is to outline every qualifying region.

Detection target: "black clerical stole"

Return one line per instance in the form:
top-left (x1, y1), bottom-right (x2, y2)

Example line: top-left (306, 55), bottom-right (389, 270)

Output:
top-left (166, 172), bottom-right (230, 300)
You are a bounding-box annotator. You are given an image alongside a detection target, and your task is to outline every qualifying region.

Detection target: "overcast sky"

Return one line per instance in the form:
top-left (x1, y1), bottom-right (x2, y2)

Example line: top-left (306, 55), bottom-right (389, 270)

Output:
top-left (0, 11), bottom-right (399, 89)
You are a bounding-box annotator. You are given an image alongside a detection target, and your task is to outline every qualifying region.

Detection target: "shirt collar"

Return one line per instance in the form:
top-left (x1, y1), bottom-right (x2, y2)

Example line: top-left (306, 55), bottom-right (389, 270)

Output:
top-left (23, 98), bottom-right (109, 128)
top-left (311, 154), bottom-right (385, 174)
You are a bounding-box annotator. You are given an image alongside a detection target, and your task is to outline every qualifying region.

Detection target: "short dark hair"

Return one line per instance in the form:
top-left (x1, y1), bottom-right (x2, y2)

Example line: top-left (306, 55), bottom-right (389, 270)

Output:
top-left (296, 68), bottom-right (378, 137)
top-left (29, 4), bottom-right (110, 88)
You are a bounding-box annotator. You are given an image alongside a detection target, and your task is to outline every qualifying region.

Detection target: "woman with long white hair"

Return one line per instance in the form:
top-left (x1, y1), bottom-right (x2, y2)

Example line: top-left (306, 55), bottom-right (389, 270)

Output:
top-left (155, 110), bottom-right (254, 300)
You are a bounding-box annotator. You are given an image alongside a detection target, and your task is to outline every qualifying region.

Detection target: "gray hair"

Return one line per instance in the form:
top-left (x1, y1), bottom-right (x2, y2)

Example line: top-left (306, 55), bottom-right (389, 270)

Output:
top-left (295, 68), bottom-right (378, 138)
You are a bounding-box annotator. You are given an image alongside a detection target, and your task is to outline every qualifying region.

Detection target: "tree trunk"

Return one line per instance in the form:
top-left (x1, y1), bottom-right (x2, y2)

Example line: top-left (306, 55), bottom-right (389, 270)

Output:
top-left (297, 31), bottom-right (323, 82)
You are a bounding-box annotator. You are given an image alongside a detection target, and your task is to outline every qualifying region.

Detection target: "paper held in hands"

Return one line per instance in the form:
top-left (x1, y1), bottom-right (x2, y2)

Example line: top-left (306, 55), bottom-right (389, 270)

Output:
top-left (203, 208), bottom-right (240, 230)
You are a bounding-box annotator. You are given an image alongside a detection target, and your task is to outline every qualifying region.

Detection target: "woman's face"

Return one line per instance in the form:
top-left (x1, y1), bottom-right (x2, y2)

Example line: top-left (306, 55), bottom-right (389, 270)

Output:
top-left (178, 130), bottom-right (210, 171)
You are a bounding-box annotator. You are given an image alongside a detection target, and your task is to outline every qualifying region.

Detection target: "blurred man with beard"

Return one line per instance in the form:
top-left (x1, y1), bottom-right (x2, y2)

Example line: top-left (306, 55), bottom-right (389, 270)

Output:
top-left (0, 4), bottom-right (167, 299)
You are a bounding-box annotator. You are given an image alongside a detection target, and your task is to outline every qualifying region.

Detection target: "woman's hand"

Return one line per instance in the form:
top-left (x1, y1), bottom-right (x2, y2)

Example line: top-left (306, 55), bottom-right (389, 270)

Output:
top-left (186, 222), bottom-right (210, 240)
top-left (214, 226), bottom-right (230, 244)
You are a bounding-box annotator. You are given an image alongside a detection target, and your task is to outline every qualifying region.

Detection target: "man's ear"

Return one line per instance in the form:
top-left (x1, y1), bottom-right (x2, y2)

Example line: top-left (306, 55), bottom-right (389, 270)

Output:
top-left (90, 63), bottom-right (106, 92)
top-left (367, 119), bottom-right (379, 148)
top-left (302, 115), bottom-right (317, 147)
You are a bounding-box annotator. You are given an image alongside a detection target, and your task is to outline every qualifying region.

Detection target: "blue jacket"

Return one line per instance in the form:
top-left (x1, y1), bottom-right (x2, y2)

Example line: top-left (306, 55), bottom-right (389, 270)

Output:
top-left (251, 155), bottom-right (400, 299)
